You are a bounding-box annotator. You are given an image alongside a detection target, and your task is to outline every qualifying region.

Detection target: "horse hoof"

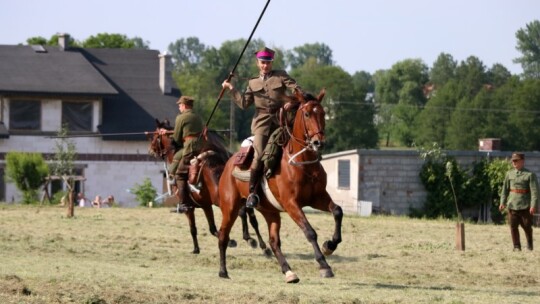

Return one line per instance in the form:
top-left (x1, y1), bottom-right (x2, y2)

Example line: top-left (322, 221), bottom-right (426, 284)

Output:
top-left (219, 271), bottom-right (230, 279)
top-left (319, 268), bottom-right (334, 278)
top-left (322, 241), bottom-right (335, 256)
top-left (248, 238), bottom-right (258, 249)
top-left (192, 249), bottom-right (200, 254)
top-left (263, 248), bottom-right (273, 258)
top-left (228, 240), bottom-right (237, 248)
top-left (285, 271), bottom-right (300, 284)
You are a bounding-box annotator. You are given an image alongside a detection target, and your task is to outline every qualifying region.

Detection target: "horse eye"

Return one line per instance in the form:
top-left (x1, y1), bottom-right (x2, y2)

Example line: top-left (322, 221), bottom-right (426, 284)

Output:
top-left (304, 112), bottom-right (310, 118)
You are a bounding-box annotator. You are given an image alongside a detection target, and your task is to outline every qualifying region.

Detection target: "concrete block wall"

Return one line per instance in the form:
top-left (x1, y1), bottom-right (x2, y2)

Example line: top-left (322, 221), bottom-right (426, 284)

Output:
top-left (322, 149), bottom-right (540, 216)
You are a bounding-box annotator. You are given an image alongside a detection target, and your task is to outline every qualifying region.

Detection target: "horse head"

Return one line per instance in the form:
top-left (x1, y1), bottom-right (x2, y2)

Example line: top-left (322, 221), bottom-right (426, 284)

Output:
top-left (148, 119), bottom-right (174, 162)
top-left (291, 88), bottom-right (326, 152)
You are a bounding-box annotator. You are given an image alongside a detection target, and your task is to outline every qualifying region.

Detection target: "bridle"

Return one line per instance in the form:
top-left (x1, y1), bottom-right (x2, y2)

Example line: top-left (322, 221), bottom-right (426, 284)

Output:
top-left (286, 100), bottom-right (325, 166)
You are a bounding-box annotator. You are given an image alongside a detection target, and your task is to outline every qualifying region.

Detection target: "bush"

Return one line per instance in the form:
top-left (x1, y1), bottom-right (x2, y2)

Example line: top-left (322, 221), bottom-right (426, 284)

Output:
top-left (130, 178), bottom-right (157, 207)
top-left (5, 152), bottom-right (49, 204)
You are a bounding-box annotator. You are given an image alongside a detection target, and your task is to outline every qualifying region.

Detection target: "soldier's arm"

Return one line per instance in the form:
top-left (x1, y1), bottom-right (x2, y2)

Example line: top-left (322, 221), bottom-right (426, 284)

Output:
top-left (530, 173), bottom-right (539, 212)
top-left (499, 173), bottom-right (510, 210)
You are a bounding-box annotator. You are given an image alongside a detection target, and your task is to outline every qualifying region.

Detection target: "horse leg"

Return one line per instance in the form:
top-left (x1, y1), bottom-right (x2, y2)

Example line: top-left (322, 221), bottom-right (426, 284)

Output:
top-left (312, 196), bottom-right (343, 256)
top-left (246, 207), bottom-right (271, 256)
top-left (184, 209), bottom-right (200, 254)
top-left (322, 204), bottom-right (343, 256)
top-left (201, 205), bottom-right (219, 237)
top-left (239, 206), bottom-right (257, 248)
top-left (287, 207), bottom-right (334, 278)
top-left (218, 208), bottom-right (239, 279)
top-left (261, 212), bottom-right (299, 283)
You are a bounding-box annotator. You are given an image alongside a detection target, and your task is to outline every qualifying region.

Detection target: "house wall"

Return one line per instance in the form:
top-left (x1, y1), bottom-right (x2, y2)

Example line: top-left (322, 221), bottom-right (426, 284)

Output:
top-left (0, 135), bottom-right (164, 207)
top-left (321, 149), bottom-right (540, 216)
top-left (0, 98), bottom-right (165, 207)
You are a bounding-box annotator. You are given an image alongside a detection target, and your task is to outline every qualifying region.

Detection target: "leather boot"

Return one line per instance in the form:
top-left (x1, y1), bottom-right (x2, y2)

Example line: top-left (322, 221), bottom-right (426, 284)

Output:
top-left (511, 227), bottom-right (521, 251)
top-left (246, 163), bottom-right (263, 208)
top-left (171, 173), bottom-right (191, 214)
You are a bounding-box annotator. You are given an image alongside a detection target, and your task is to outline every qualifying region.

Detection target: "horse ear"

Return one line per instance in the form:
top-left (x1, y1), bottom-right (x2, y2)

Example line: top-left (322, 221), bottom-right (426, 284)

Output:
top-left (317, 88), bottom-right (326, 102)
top-left (294, 88), bottom-right (305, 102)
top-left (155, 118), bottom-right (161, 128)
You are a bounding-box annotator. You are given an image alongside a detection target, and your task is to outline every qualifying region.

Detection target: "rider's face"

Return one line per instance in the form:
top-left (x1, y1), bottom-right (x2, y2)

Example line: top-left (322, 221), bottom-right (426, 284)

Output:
top-left (257, 59), bottom-right (273, 75)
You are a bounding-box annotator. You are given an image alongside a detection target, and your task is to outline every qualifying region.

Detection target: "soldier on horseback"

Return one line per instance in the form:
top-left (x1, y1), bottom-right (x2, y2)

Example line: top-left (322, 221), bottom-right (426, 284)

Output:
top-left (222, 47), bottom-right (303, 208)
top-left (159, 96), bottom-right (205, 213)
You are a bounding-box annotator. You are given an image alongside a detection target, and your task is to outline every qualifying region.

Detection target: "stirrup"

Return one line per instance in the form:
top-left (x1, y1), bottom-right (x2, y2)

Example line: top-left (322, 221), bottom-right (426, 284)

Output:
top-left (170, 203), bottom-right (191, 214)
top-left (246, 193), bottom-right (259, 208)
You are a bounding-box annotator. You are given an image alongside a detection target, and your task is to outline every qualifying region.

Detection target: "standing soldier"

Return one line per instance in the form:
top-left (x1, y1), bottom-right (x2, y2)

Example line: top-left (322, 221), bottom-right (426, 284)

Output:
top-left (221, 47), bottom-right (303, 208)
top-left (499, 152), bottom-right (538, 251)
top-left (160, 96), bottom-right (205, 213)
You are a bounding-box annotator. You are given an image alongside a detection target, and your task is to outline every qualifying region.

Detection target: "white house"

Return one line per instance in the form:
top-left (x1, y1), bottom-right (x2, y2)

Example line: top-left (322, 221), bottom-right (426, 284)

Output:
top-left (0, 35), bottom-right (179, 206)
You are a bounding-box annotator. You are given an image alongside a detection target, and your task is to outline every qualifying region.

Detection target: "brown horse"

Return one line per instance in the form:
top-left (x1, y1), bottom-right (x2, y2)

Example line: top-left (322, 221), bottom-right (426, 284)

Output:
top-left (217, 89), bottom-right (343, 283)
top-left (148, 121), bottom-right (269, 255)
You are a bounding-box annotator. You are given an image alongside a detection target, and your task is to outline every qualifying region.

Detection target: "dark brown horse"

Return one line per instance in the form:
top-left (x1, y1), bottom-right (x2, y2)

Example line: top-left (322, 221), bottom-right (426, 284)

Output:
top-left (217, 89), bottom-right (343, 283)
top-left (148, 121), bottom-right (269, 255)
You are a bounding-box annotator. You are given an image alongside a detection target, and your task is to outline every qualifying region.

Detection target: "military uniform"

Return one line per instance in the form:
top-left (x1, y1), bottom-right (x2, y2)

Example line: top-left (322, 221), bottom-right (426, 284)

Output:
top-left (169, 102), bottom-right (204, 176)
top-left (227, 47), bottom-right (302, 208)
top-left (500, 152), bottom-right (538, 251)
top-left (169, 96), bottom-right (204, 213)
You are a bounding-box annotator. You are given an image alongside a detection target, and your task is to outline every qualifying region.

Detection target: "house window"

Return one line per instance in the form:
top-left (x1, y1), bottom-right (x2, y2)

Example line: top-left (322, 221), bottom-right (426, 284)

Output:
top-left (62, 101), bottom-right (92, 132)
top-left (338, 159), bottom-right (350, 189)
top-left (9, 100), bottom-right (41, 130)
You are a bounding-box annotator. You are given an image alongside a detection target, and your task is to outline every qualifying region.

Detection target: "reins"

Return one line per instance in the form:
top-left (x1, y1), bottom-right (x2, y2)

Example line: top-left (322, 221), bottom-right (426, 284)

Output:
top-left (282, 101), bottom-right (323, 166)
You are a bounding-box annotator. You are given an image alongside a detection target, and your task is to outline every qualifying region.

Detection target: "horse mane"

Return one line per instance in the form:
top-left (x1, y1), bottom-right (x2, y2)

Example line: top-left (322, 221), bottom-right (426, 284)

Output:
top-left (201, 130), bottom-right (232, 168)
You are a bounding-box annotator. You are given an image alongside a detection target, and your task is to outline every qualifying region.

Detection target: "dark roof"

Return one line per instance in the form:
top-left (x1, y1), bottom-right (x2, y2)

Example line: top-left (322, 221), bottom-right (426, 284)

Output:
top-left (0, 45), bottom-right (181, 140)
top-left (0, 45), bottom-right (117, 95)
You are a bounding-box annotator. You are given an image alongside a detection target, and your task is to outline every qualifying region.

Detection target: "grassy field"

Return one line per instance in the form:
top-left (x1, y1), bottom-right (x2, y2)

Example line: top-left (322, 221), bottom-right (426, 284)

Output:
top-left (0, 204), bottom-right (538, 304)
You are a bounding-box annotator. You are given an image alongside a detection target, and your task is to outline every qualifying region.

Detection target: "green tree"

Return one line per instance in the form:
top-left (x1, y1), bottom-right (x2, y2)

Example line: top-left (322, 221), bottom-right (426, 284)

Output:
top-left (50, 125), bottom-right (78, 217)
top-left (429, 53), bottom-right (457, 87)
top-left (414, 80), bottom-right (460, 148)
top-left (168, 37), bottom-right (207, 73)
top-left (131, 178), bottom-right (157, 207)
top-left (514, 20), bottom-right (540, 79)
top-left (374, 59), bottom-right (429, 147)
top-left (5, 152), bottom-right (49, 204)
top-left (82, 33), bottom-right (149, 49)
top-left (507, 78), bottom-right (540, 150)
top-left (26, 34), bottom-right (80, 47)
top-left (286, 42), bottom-right (334, 69)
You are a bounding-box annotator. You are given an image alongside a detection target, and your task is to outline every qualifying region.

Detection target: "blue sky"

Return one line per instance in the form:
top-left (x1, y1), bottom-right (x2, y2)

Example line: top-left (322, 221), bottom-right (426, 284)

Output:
top-left (2, 0), bottom-right (538, 75)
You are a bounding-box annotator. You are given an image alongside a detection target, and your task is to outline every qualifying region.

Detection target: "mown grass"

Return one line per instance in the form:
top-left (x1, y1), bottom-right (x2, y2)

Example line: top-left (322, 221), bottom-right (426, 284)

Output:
top-left (0, 204), bottom-right (538, 304)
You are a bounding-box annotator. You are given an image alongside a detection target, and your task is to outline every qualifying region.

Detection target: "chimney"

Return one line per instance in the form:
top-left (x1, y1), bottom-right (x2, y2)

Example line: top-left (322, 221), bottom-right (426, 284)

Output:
top-left (58, 33), bottom-right (70, 51)
top-left (159, 52), bottom-right (172, 94)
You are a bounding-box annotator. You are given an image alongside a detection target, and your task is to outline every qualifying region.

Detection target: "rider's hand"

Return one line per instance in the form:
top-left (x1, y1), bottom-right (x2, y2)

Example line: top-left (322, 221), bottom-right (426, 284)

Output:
top-left (499, 204), bottom-right (506, 212)
top-left (531, 206), bottom-right (536, 215)
top-left (158, 128), bottom-right (168, 135)
top-left (222, 80), bottom-right (234, 90)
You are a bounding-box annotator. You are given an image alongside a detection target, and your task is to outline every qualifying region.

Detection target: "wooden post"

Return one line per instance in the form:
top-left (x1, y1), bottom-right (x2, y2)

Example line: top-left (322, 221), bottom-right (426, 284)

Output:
top-left (455, 222), bottom-right (465, 251)
top-left (67, 190), bottom-right (74, 218)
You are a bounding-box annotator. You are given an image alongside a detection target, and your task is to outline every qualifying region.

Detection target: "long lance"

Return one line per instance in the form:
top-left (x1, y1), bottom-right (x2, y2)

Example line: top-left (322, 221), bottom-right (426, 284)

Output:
top-left (204, 0), bottom-right (271, 129)
top-left (47, 129), bottom-right (231, 138)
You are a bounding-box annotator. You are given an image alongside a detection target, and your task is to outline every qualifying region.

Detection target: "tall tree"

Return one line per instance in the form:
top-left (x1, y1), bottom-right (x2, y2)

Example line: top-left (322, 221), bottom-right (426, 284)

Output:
top-left (486, 63), bottom-right (512, 88)
top-left (507, 79), bottom-right (540, 150)
top-left (514, 20), bottom-right (540, 79)
top-left (82, 33), bottom-right (149, 49)
top-left (168, 37), bottom-right (207, 73)
top-left (414, 80), bottom-right (461, 148)
top-left (291, 64), bottom-right (377, 152)
top-left (429, 53), bottom-right (457, 88)
top-left (286, 42), bottom-right (333, 69)
top-left (374, 59), bottom-right (429, 147)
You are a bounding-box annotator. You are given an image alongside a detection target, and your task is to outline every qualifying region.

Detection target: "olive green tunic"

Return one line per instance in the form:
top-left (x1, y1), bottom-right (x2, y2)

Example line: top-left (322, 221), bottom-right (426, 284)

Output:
top-left (500, 168), bottom-right (539, 210)
top-left (170, 109), bottom-right (204, 174)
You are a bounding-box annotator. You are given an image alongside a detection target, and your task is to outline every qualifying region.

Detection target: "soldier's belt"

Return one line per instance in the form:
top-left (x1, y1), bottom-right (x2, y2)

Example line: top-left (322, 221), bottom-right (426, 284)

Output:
top-left (183, 133), bottom-right (200, 142)
top-left (510, 188), bottom-right (530, 194)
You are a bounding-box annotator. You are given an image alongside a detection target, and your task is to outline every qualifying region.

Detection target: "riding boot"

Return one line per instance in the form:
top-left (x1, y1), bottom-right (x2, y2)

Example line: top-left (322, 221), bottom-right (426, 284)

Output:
top-left (171, 173), bottom-right (191, 214)
top-left (246, 162), bottom-right (263, 209)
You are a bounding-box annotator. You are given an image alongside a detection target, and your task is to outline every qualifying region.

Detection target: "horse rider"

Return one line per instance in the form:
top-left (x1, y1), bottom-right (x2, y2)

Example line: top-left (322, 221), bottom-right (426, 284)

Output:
top-left (159, 95), bottom-right (205, 213)
top-left (222, 47), bottom-right (303, 208)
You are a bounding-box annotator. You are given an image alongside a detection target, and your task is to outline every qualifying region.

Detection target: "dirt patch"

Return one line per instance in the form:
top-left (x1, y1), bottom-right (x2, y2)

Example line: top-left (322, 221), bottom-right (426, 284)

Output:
top-left (0, 274), bottom-right (32, 296)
